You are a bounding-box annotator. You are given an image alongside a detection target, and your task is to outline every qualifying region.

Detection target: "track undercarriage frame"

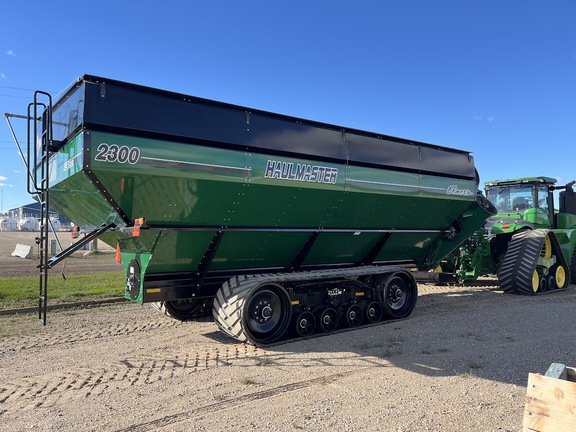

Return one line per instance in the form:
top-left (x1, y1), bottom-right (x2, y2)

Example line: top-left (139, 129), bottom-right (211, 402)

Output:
top-left (157, 266), bottom-right (417, 346)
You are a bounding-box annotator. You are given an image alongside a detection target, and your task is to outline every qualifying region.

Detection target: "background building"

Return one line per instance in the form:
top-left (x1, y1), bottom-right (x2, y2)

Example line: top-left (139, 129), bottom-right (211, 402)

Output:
top-left (7, 201), bottom-right (71, 229)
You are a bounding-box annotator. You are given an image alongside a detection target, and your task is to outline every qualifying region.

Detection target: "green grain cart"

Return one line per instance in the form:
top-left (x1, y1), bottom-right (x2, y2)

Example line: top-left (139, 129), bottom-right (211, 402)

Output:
top-left (439, 176), bottom-right (576, 293)
top-left (7, 75), bottom-right (494, 345)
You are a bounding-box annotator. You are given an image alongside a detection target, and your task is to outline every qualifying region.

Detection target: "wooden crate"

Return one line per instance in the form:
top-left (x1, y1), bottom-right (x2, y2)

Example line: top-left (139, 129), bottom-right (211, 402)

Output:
top-left (523, 363), bottom-right (576, 431)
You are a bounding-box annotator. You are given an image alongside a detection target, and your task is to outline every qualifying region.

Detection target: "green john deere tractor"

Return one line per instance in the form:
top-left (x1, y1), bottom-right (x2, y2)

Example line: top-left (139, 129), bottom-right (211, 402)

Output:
top-left (440, 176), bottom-right (576, 293)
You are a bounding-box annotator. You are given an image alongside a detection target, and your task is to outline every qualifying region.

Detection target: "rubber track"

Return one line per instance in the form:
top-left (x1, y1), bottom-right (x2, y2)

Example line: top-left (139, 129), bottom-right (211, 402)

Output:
top-left (498, 230), bottom-right (546, 295)
top-left (212, 266), bottom-right (409, 345)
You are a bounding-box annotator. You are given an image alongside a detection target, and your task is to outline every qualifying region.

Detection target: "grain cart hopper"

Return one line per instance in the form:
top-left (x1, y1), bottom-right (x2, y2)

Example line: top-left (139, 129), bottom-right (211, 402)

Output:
top-left (6, 75), bottom-right (494, 345)
top-left (438, 176), bottom-right (576, 293)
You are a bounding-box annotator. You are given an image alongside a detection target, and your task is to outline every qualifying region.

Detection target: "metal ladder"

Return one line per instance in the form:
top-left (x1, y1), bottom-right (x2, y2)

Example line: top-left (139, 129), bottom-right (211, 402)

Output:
top-left (27, 91), bottom-right (54, 325)
top-left (24, 93), bottom-right (117, 325)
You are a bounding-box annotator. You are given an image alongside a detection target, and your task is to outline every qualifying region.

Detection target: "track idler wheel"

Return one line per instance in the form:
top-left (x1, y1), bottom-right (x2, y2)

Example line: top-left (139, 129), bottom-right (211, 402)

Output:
top-left (376, 272), bottom-right (418, 319)
top-left (531, 270), bottom-right (539, 294)
top-left (243, 283), bottom-right (292, 345)
top-left (553, 264), bottom-right (567, 289)
top-left (294, 311), bottom-right (316, 337)
top-left (319, 308), bottom-right (339, 332)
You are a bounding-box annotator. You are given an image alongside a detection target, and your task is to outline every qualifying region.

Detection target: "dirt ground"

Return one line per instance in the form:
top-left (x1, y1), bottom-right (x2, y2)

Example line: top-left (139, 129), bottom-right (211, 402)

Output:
top-left (1, 232), bottom-right (575, 431)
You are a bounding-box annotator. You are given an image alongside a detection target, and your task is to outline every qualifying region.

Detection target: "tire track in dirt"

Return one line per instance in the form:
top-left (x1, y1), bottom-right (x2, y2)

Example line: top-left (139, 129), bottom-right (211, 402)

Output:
top-left (116, 367), bottom-right (376, 432)
top-left (2, 284), bottom-right (575, 417)
top-left (0, 315), bottom-right (179, 353)
top-left (0, 289), bottom-right (479, 414)
top-left (0, 343), bottom-right (261, 414)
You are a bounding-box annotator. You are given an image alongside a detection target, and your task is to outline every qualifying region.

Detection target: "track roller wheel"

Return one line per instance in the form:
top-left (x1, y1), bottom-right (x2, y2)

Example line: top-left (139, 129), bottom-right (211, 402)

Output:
top-left (319, 308), bottom-right (339, 332)
top-left (377, 272), bottom-right (418, 319)
top-left (294, 311), bottom-right (316, 337)
top-left (243, 283), bottom-right (292, 345)
top-left (546, 275), bottom-right (556, 291)
top-left (538, 276), bottom-right (548, 293)
top-left (365, 301), bottom-right (383, 323)
top-left (344, 304), bottom-right (363, 327)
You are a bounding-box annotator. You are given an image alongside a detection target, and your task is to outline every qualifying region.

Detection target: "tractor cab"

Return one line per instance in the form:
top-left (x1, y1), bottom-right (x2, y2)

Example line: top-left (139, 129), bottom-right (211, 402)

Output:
top-left (484, 177), bottom-right (556, 233)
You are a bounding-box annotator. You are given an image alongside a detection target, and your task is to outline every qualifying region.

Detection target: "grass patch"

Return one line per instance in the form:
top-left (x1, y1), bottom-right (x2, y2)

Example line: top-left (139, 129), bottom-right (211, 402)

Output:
top-left (0, 272), bottom-right (124, 309)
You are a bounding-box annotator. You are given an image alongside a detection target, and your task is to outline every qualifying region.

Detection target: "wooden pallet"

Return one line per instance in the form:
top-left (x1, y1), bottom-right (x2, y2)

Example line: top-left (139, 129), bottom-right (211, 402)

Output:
top-left (523, 363), bottom-right (576, 431)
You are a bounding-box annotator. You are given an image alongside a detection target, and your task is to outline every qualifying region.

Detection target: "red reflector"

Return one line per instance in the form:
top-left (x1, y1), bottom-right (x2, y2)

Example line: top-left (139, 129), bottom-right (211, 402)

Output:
top-left (116, 242), bottom-right (122, 264)
top-left (71, 232), bottom-right (78, 239)
top-left (132, 226), bottom-right (141, 237)
top-left (501, 225), bottom-right (510, 229)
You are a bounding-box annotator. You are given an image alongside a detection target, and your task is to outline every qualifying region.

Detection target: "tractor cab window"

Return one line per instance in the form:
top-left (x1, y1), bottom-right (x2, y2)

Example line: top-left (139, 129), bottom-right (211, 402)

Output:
top-left (487, 185), bottom-right (534, 213)
top-left (508, 186), bottom-right (533, 212)
top-left (487, 186), bottom-right (511, 212)
top-left (537, 186), bottom-right (549, 210)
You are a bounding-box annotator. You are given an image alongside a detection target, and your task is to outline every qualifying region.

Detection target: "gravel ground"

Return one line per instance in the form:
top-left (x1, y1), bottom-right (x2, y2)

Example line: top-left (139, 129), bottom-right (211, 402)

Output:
top-left (1, 232), bottom-right (575, 431)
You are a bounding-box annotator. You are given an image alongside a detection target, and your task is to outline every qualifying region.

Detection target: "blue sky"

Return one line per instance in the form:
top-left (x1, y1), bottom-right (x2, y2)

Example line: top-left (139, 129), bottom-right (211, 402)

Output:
top-left (1, 0), bottom-right (575, 212)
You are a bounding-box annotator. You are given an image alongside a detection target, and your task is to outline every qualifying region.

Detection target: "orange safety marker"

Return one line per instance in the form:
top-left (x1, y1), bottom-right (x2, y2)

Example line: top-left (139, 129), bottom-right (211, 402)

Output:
top-left (116, 242), bottom-right (122, 264)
